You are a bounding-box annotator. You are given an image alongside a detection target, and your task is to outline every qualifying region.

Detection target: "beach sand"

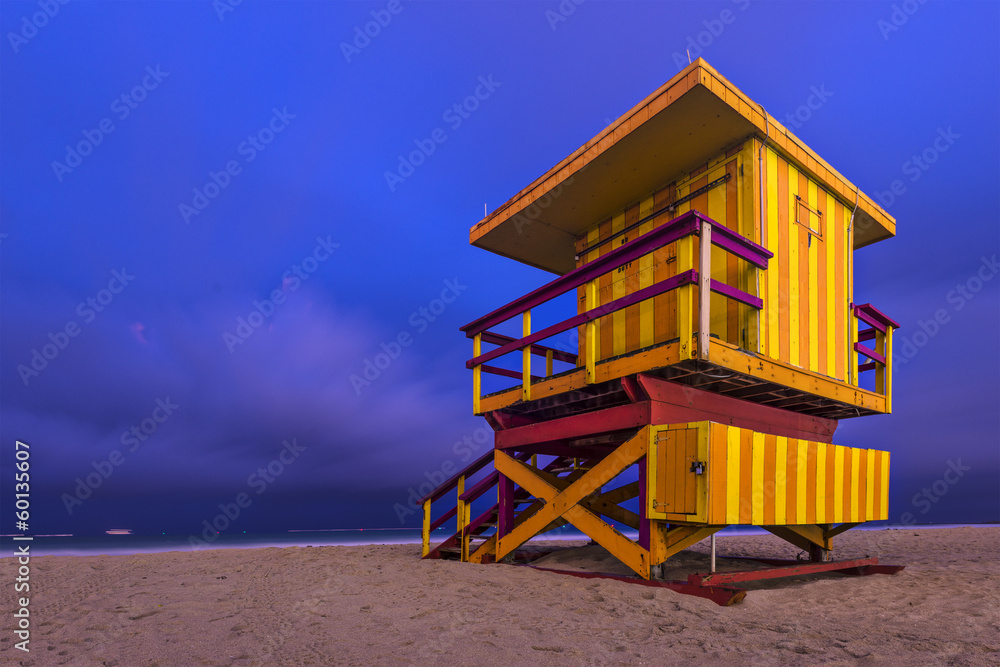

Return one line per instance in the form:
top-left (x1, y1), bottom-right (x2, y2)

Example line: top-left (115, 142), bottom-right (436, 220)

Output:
top-left (3, 526), bottom-right (998, 665)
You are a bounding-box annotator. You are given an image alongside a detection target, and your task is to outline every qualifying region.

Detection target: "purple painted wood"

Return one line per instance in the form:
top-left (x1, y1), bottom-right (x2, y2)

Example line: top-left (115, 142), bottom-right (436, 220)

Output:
top-left (858, 361), bottom-right (877, 372)
top-left (857, 328), bottom-right (877, 342)
top-left (707, 224), bottom-right (773, 269)
top-left (709, 279), bottom-right (764, 309)
top-left (853, 303), bottom-right (900, 332)
top-left (459, 452), bottom-right (531, 502)
top-left (499, 474), bottom-right (515, 538)
top-left (417, 449), bottom-right (495, 504)
top-left (481, 331), bottom-right (576, 364)
top-left (460, 211), bottom-right (702, 336)
top-left (468, 270), bottom-right (697, 369)
top-left (481, 364), bottom-right (544, 382)
top-left (429, 506), bottom-right (458, 532)
top-left (854, 342), bottom-right (886, 365)
top-left (638, 456), bottom-right (649, 550)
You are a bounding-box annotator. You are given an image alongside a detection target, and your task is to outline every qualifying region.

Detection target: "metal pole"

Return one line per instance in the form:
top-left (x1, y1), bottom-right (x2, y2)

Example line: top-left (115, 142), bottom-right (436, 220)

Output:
top-left (710, 534), bottom-right (716, 573)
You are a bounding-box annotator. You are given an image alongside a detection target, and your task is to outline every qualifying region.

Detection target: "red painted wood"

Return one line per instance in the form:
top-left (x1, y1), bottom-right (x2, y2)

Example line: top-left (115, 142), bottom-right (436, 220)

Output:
top-left (494, 402), bottom-right (651, 449)
top-left (527, 566), bottom-right (746, 606)
top-left (499, 474), bottom-right (515, 538)
top-left (621, 376), bottom-right (648, 403)
top-left (688, 557), bottom-right (881, 585)
top-left (638, 374), bottom-right (838, 442)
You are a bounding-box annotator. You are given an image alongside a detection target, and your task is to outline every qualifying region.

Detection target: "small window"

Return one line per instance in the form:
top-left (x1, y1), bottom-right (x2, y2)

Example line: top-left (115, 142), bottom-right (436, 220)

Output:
top-left (795, 195), bottom-right (823, 239)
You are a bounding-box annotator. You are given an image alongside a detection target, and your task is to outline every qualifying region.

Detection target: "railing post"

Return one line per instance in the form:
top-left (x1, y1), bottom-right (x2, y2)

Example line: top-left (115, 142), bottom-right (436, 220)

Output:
top-left (545, 348), bottom-right (553, 377)
top-left (849, 308), bottom-right (858, 386)
top-left (585, 280), bottom-right (597, 384)
top-left (677, 227), bottom-right (695, 359)
top-left (421, 498), bottom-right (431, 558)
top-left (698, 221), bottom-right (713, 360)
top-left (456, 475), bottom-right (468, 562)
top-left (521, 310), bottom-right (532, 402)
top-left (473, 333), bottom-right (482, 414)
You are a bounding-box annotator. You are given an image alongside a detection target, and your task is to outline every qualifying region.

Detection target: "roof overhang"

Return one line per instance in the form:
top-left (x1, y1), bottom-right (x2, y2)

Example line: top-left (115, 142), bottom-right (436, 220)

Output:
top-left (470, 59), bottom-right (895, 275)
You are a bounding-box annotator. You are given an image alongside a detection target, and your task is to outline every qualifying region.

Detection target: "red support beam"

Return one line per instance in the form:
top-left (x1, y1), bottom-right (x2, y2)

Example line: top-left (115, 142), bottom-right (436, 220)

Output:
top-left (494, 402), bottom-right (650, 449)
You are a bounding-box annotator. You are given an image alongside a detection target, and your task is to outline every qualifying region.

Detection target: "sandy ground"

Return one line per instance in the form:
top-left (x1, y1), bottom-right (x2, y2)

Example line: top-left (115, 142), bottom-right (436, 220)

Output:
top-left (2, 527), bottom-right (998, 666)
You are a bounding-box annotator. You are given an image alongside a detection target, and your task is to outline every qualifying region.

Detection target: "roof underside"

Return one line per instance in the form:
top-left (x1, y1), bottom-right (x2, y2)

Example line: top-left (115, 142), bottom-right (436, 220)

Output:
top-left (471, 59), bottom-right (895, 275)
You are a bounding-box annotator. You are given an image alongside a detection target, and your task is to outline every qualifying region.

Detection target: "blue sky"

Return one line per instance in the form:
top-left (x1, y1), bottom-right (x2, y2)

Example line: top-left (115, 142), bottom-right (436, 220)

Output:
top-left (1, 0), bottom-right (997, 537)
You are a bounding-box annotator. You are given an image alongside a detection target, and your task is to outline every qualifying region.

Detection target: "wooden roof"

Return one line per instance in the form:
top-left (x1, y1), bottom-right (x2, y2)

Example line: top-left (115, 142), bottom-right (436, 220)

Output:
top-left (470, 59), bottom-right (896, 275)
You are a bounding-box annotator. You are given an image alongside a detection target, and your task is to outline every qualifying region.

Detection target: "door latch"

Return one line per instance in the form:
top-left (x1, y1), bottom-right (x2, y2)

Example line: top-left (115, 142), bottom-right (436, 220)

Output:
top-left (690, 461), bottom-right (706, 475)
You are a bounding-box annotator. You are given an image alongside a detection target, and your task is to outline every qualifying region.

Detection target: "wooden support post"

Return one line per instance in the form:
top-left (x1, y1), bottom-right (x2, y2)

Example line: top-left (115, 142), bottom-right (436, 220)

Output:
top-left (522, 310), bottom-right (532, 402)
top-left (498, 473), bottom-right (514, 539)
top-left (421, 499), bottom-right (431, 558)
top-left (545, 349), bottom-right (553, 377)
top-left (472, 333), bottom-right (482, 414)
top-left (585, 280), bottom-right (597, 384)
top-left (698, 221), bottom-right (712, 360)
top-left (457, 476), bottom-right (468, 562)
top-left (638, 455), bottom-right (650, 550)
top-left (677, 234), bottom-right (695, 359)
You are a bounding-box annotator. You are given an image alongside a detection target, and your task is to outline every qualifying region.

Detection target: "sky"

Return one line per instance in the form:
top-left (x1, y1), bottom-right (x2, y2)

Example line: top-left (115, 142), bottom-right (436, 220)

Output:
top-left (1, 0), bottom-right (997, 539)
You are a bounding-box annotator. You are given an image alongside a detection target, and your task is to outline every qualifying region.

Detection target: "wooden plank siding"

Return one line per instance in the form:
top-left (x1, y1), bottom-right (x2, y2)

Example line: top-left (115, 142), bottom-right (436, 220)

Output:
top-left (649, 422), bottom-right (890, 526)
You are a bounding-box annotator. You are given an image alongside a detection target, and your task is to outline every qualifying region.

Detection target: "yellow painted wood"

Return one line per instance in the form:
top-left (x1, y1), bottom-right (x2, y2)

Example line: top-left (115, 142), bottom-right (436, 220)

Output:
top-left (808, 179), bottom-right (820, 373)
top-left (611, 212), bottom-right (626, 357)
top-left (881, 451), bottom-right (891, 520)
top-left (472, 333), bottom-right (482, 414)
top-left (815, 441), bottom-right (827, 524)
top-left (653, 524), bottom-right (724, 567)
top-left (833, 445), bottom-right (844, 523)
top-left (698, 221), bottom-right (713, 359)
top-left (677, 235), bottom-right (694, 359)
top-left (545, 349), bottom-right (553, 377)
top-left (851, 447), bottom-right (861, 523)
top-left (457, 476), bottom-right (468, 561)
top-left (585, 280), bottom-right (597, 384)
top-left (421, 499), bottom-right (431, 558)
top-left (521, 310), bottom-right (532, 402)
top-left (866, 448), bottom-right (876, 521)
top-left (707, 165), bottom-right (728, 340)
top-left (725, 426), bottom-right (741, 524)
top-left (766, 148), bottom-right (780, 359)
top-left (751, 431), bottom-right (765, 525)
top-left (788, 170), bottom-right (800, 367)
top-left (796, 437), bottom-right (808, 523)
top-left (638, 194), bottom-right (655, 349)
top-left (825, 190), bottom-right (837, 377)
top-left (775, 436), bottom-right (787, 525)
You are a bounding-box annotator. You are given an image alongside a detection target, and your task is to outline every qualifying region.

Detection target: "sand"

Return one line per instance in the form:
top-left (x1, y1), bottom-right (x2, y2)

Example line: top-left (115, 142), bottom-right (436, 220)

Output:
top-left (2, 527), bottom-right (998, 666)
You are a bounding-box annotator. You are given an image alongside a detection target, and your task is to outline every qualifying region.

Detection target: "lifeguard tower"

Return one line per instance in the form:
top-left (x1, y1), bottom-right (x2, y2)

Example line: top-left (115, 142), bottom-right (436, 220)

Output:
top-left (420, 60), bottom-right (902, 602)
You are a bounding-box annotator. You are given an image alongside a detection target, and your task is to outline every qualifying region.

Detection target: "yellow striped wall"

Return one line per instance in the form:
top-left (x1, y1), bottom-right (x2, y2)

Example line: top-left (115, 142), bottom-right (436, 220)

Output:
top-left (649, 422), bottom-right (889, 526)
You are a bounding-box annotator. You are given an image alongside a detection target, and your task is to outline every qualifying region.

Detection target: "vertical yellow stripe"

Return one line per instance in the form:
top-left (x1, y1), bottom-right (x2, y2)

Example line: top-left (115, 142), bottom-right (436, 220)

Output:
top-left (866, 449), bottom-right (876, 521)
top-left (825, 192), bottom-right (837, 377)
top-left (807, 180), bottom-right (820, 373)
top-left (638, 195), bottom-right (654, 349)
top-left (726, 426), bottom-right (741, 524)
top-left (611, 212), bottom-right (626, 356)
top-left (707, 165), bottom-right (728, 339)
top-left (586, 226), bottom-right (600, 357)
top-left (775, 436), bottom-right (787, 524)
top-left (751, 432), bottom-right (765, 524)
top-left (833, 446), bottom-right (844, 523)
top-left (815, 441), bottom-right (827, 524)
top-left (881, 451), bottom-right (891, 520)
top-left (766, 150), bottom-right (779, 359)
top-left (788, 168), bottom-right (800, 367)
top-left (851, 448), bottom-right (861, 523)
top-left (795, 439), bottom-right (807, 524)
